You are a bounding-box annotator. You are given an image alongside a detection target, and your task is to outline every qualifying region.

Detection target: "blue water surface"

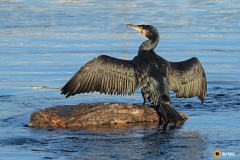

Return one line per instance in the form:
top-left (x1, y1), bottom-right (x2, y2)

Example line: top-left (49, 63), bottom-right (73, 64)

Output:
top-left (0, 0), bottom-right (240, 159)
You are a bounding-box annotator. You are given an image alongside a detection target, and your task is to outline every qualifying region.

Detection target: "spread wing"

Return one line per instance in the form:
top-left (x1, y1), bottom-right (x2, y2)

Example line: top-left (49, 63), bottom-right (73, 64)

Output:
top-left (167, 57), bottom-right (207, 104)
top-left (61, 55), bottom-right (139, 97)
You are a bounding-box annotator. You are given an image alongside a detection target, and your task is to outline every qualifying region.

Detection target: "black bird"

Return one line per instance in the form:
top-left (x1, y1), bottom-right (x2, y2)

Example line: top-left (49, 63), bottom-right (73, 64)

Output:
top-left (61, 24), bottom-right (207, 123)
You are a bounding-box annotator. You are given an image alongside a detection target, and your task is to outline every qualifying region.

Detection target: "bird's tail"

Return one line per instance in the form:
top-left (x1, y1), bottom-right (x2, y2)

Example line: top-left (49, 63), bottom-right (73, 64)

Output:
top-left (159, 104), bottom-right (184, 123)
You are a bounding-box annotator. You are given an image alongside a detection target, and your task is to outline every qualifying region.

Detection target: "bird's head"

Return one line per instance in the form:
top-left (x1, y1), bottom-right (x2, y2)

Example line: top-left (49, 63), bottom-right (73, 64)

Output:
top-left (126, 24), bottom-right (159, 40)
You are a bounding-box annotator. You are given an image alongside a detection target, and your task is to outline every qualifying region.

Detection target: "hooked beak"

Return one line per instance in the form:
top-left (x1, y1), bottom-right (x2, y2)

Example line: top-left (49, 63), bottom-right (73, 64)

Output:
top-left (126, 24), bottom-right (142, 33)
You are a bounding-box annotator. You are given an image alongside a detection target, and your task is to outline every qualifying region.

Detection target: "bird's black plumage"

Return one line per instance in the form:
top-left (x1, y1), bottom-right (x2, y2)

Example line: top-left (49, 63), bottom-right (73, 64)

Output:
top-left (61, 24), bottom-right (207, 123)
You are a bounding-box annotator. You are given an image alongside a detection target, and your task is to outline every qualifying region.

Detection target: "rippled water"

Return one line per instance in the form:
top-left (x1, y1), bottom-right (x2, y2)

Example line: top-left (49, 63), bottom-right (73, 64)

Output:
top-left (1, 0), bottom-right (240, 159)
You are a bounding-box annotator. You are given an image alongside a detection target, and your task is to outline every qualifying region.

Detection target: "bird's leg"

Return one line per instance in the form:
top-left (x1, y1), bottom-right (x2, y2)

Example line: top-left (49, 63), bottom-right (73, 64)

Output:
top-left (141, 89), bottom-right (149, 107)
top-left (142, 99), bottom-right (147, 107)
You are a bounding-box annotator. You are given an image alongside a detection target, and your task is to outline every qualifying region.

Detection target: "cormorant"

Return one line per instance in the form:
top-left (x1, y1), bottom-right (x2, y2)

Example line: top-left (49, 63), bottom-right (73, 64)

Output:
top-left (61, 24), bottom-right (207, 123)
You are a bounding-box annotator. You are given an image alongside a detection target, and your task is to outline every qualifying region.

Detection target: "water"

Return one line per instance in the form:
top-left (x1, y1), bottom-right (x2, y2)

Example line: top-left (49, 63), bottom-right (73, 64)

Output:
top-left (0, 0), bottom-right (240, 159)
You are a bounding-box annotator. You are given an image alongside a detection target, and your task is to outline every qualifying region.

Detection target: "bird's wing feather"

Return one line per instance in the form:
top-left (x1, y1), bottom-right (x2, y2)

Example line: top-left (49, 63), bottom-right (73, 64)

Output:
top-left (61, 55), bottom-right (138, 97)
top-left (167, 57), bottom-right (207, 104)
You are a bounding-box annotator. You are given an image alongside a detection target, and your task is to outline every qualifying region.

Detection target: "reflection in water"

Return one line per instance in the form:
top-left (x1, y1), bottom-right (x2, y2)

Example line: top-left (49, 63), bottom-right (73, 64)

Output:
top-left (39, 123), bottom-right (206, 159)
top-left (138, 125), bottom-right (206, 159)
top-left (10, 122), bottom-right (204, 159)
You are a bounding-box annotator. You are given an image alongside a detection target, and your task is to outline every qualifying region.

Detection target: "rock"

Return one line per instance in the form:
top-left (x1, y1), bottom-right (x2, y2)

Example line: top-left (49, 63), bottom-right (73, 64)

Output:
top-left (28, 103), bottom-right (188, 128)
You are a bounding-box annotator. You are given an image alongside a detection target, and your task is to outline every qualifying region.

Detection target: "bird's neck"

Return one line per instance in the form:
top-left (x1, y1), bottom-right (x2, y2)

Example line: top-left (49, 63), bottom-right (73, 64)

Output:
top-left (138, 35), bottom-right (159, 52)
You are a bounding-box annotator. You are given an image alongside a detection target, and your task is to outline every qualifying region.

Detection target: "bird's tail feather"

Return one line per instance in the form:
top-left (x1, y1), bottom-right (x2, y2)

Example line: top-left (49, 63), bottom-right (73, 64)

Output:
top-left (160, 104), bottom-right (184, 123)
